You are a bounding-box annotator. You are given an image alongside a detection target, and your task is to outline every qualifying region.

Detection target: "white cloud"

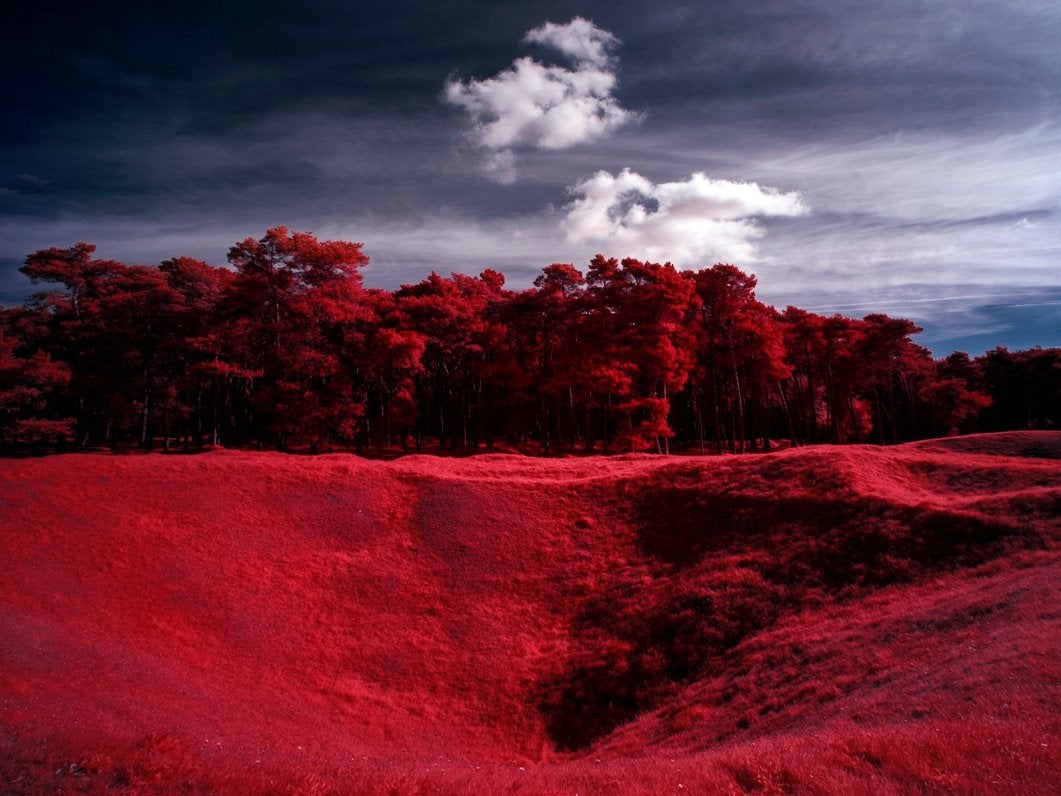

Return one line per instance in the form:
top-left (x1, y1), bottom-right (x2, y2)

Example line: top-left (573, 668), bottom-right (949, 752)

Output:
top-left (740, 125), bottom-right (1061, 294)
top-left (443, 17), bottom-right (634, 180)
top-left (561, 168), bottom-right (808, 266)
top-left (522, 17), bottom-right (619, 69)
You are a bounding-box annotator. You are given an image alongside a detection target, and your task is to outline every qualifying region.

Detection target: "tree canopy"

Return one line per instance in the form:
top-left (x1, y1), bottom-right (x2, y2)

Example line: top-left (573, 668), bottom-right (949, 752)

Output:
top-left (2, 229), bottom-right (1055, 453)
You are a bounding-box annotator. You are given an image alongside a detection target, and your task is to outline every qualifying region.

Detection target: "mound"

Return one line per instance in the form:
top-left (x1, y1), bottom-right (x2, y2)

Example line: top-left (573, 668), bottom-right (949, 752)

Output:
top-left (1, 433), bottom-right (1059, 793)
top-left (908, 430), bottom-right (1061, 459)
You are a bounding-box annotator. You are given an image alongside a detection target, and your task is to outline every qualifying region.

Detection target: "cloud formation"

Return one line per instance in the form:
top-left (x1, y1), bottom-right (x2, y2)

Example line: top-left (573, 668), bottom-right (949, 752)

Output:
top-left (562, 168), bottom-right (808, 266)
top-left (443, 17), bottom-right (634, 180)
top-left (523, 16), bottom-right (618, 69)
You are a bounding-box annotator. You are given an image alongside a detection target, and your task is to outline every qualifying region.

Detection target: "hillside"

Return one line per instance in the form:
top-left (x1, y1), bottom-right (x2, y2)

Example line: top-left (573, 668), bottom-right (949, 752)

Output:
top-left (1, 432), bottom-right (1059, 794)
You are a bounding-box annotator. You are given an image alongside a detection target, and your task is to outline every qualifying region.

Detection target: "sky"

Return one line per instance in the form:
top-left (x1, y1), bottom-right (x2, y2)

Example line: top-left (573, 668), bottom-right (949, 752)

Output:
top-left (2, 0), bottom-right (1059, 355)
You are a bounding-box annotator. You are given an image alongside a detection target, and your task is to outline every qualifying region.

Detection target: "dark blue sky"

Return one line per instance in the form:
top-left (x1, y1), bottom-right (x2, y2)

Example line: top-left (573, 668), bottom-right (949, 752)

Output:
top-left (3, 0), bottom-right (1059, 354)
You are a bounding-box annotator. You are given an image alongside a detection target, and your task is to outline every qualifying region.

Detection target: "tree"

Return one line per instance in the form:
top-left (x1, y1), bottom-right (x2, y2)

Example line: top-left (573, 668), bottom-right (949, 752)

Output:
top-left (221, 227), bottom-right (371, 450)
top-left (0, 311), bottom-right (72, 448)
top-left (157, 257), bottom-right (234, 448)
top-left (19, 244), bottom-right (182, 448)
top-left (582, 256), bottom-right (698, 452)
top-left (497, 264), bottom-right (587, 452)
top-left (394, 270), bottom-right (509, 449)
top-left (856, 314), bottom-right (933, 442)
top-left (976, 347), bottom-right (1060, 431)
top-left (359, 289), bottom-right (427, 450)
top-left (683, 265), bottom-right (789, 452)
top-left (5, 232), bottom-right (1052, 455)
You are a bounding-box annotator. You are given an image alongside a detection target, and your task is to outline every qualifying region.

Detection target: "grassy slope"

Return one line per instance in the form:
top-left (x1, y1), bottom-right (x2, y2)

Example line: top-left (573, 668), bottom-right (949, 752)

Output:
top-left (0, 432), bottom-right (1058, 794)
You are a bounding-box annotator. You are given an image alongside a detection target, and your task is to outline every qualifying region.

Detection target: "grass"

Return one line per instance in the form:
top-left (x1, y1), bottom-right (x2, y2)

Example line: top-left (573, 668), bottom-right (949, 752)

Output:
top-left (1, 432), bottom-right (1058, 793)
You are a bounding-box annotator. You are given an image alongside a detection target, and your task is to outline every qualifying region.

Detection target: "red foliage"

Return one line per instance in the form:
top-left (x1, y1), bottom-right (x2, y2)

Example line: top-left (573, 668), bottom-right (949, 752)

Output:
top-left (0, 432), bottom-right (1058, 792)
top-left (7, 231), bottom-right (1058, 453)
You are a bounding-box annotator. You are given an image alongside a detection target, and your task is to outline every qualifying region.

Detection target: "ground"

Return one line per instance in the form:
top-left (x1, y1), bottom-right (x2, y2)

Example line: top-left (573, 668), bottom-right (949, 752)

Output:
top-left (1, 432), bottom-right (1059, 794)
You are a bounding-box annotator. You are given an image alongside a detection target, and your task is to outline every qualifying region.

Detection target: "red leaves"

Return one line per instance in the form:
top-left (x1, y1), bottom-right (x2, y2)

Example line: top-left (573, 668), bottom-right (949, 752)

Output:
top-left (5, 231), bottom-right (1055, 453)
top-left (0, 328), bottom-right (72, 446)
top-left (227, 226), bottom-right (368, 289)
top-left (577, 258), bottom-right (700, 450)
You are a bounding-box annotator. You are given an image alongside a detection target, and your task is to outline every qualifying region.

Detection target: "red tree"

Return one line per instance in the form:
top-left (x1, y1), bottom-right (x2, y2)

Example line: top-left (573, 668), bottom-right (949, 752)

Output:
top-left (583, 256), bottom-right (698, 452)
top-left (222, 227), bottom-right (371, 450)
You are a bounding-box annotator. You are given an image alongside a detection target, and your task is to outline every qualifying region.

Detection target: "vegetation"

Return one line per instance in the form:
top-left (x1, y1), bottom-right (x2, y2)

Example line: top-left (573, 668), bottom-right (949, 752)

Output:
top-left (2, 433), bottom-right (1058, 792)
top-left (2, 228), bottom-right (1057, 453)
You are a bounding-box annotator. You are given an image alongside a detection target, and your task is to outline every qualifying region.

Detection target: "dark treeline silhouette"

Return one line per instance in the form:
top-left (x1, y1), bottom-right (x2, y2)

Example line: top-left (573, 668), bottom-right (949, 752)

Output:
top-left (1, 228), bottom-right (1057, 454)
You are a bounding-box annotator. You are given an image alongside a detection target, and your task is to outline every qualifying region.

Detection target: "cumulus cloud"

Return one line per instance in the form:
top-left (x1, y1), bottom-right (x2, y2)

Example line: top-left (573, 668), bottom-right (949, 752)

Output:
top-left (443, 17), bottom-right (634, 179)
top-left (523, 17), bottom-right (618, 69)
top-left (562, 169), bottom-right (808, 266)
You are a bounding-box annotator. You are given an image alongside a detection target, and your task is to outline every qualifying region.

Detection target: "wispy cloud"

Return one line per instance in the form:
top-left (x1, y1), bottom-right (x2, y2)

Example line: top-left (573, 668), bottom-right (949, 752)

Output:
top-left (734, 125), bottom-right (1061, 295)
top-left (561, 168), bottom-right (807, 265)
top-left (443, 17), bottom-right (635, 181)
top-left (785, 284), bottom-right (1061, 356)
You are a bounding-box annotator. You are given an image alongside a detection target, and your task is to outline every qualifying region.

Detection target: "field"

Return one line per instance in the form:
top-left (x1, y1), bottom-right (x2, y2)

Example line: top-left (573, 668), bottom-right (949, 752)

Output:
top-left (1, 432), bottom-right (1059, 794)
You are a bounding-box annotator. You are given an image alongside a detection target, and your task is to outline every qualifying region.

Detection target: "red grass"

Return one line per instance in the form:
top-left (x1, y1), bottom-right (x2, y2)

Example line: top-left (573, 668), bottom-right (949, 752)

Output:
top-left (1, 432), bottom-right (1059, 793)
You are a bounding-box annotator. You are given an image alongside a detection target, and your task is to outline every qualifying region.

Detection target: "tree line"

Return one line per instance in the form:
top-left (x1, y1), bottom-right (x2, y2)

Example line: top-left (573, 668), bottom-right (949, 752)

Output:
top-left (1, 227), bottom-right (1057, 454)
